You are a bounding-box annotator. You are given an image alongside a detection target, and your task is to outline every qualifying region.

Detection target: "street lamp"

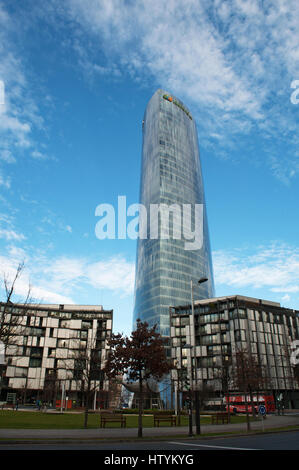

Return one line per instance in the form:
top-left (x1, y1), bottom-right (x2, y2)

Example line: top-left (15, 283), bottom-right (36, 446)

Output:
top-left (182, 343), bottom-right (193, 437)
top-left (190, 277), bottom-right (208, 435)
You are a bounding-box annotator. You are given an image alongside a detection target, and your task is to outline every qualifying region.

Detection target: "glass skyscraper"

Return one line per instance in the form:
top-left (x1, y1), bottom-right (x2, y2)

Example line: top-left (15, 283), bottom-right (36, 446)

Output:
top-left (133, 89), bottom-right (215, 336)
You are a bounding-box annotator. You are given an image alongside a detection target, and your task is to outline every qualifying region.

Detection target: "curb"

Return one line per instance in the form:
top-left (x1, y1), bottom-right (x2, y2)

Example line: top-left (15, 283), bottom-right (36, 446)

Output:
top-left (0, 425), bottom-right (298, 446)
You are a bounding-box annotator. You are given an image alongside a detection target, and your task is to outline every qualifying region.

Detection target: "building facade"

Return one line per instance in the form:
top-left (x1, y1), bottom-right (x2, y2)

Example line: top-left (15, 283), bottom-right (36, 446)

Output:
top-left (170, 295), bottom-right (299, 409)
top-left (133, 89), bottom-right (215, 337)
top-left (0, 302), bottom-right (112, 407)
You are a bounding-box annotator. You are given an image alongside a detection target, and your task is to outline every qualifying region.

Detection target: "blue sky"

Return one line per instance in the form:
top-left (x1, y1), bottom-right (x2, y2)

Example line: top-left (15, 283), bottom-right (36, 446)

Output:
top-left (0, 0), bottom-right (298, 336)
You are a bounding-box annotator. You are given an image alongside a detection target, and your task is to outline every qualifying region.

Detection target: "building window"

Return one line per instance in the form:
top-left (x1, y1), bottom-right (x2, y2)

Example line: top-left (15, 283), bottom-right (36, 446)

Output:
top-left (29, 327), bottom-right (45, 337)
top-left (234, 330), bottom-right (241, 342)
top-left (82, 321), bottom-right (92, 330)
top-left (48, 348), bottom-right (55, 357)
top-left (15, 367), bottom-right (27, 378)
top-left (29, 357), bottom-right (42, 367)
top-left (238, 308), bottom-right (246, 319)
top-left (30, 347), bottom-right (43, 358)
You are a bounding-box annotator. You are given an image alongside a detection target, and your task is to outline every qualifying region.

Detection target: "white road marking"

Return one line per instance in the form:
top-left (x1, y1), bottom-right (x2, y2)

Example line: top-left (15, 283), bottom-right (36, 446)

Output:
top-left (167, 441), bottom-right (259, 450)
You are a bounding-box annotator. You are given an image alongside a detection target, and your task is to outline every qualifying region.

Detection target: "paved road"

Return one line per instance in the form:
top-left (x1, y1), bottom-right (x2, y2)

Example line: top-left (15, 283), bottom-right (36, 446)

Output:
top-left (0, 431), bottom-right (298, 450)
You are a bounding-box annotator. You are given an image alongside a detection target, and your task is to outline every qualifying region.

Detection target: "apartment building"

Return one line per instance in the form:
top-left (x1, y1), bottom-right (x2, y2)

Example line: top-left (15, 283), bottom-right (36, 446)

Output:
top-left (0, 302), bottom-right (113, 407)
top-left (170, 295), bottom-right (299, 409)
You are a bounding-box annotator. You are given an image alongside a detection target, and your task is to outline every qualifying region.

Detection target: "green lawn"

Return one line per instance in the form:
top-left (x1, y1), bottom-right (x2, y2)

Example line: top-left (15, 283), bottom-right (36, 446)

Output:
top-left (0, 410), bottom-right (252, 429)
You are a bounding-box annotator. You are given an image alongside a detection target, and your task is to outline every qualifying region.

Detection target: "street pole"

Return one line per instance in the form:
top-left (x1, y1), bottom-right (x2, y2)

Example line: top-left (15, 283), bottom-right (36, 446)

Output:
top-left (188, 390), bottom-right (193, 437)
top-left (94, 389), bottom-right (97, 411)
top-left (190, 281), bottom-right (195, 435)
top-left (60, 382), bottom-right (65, 413)
top-left (195, 389), bottom-right (200, 435)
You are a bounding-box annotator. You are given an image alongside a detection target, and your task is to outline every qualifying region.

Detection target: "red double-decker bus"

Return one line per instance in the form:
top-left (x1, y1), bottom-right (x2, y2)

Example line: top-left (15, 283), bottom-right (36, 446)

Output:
top-left (225, 393), bottom-right (275, 414)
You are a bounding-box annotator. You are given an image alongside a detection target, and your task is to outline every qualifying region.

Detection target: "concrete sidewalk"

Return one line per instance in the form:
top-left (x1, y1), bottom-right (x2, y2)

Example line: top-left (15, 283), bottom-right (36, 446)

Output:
top-left (0, 414), bottom-right (299, 442)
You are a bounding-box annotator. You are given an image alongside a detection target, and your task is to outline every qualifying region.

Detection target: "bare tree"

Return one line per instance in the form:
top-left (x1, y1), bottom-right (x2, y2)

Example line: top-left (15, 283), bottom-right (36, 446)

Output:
top-left (231, 347), bottom-right (269, 431)
top-left (0, 262), bottom-right (31, 351)
top-left (108, 376), bottom-right (123, 408)
top-left (0, 262), bottom-right (32, 400)
top-left (214, 357), bottom-right (234, 419)
top-left (69, 338), bottom-right (105, 428)
top-left (42, 367), bottom-right (59, 407)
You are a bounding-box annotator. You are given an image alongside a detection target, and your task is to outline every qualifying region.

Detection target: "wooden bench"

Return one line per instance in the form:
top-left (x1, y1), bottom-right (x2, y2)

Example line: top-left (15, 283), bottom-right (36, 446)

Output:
top-left (211, 412), bottom-right (230, 424)
top-left (1, 403), bottom-right (14, 410)
top-left (153, 413), bottom-right (177, 427)
top-left (100, 413), bottom-right (126, 428)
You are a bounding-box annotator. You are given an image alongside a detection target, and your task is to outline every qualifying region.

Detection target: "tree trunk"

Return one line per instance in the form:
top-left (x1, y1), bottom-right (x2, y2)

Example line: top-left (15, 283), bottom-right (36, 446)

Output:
top-left (245, 392), bottom-right (251, 432)
top-left (138, 373), bottom-right (143, 438)
top-left (249, 387), bottom-right (256, 420)
top-left (177, 385), bottom-right (181, 426)
top-left (84, 401), bottom-right (89, 428)
top-left (226, 392), bottom-right (231, 423)
top-left (84, 382), bottom-right (91, 429)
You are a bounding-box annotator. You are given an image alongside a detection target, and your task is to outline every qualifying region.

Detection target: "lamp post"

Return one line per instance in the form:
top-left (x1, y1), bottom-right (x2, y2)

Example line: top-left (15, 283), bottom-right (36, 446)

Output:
top-left (190, 277), bottom-right (208, 435)
top-left (183, 344), bottom-right (193, 437)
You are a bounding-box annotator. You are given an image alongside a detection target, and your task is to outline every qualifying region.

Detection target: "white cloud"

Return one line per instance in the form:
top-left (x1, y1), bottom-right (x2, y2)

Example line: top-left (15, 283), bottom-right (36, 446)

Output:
top-left (86, 256), bottom-right (135, 295)
top-left (0, 149), bottom-right (16, 164)
top-left (0, 3), bottom-right (47, 170)
top-left (213, 243), bottom-right (299, 302)
top-left (0, 211), bottom-right (26, 243)
top-left (0, 229), bottom-right (26, 242)
top-left (0, 254), bottom-right (74, 304)
top-left (0, 247), bottom-right (135, 306)
top-left (36, 254), bottom-right (135, 298)
top-left (60, 0), bottom-right (299, 181)
top-left (31, 150), bottom-right (47, 160)
top-left (272, 286), bottom-right (299, 294)
top-left (0, 170), bottom-right (11, 189)
top-left (40, 212), bottom-right (74, 236)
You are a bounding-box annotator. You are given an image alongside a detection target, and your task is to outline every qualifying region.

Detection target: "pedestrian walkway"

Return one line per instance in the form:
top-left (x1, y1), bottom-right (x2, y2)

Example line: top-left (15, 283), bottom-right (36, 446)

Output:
top-left (0, 414), bottom-right (299, 442)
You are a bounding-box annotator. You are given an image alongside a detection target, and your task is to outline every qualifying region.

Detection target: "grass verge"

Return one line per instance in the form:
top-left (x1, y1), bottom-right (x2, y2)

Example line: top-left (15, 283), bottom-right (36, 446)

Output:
top-left (0, 410), bottom-right (253, 429)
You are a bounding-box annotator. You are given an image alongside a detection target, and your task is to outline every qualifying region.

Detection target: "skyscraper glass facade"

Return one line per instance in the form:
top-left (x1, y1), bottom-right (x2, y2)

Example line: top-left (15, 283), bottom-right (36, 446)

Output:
top-left (133, 89), bottom-right (215, 336)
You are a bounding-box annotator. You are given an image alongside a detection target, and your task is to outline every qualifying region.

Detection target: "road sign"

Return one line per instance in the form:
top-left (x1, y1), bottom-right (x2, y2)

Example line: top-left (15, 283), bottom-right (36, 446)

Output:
top-left (258, 404), bottom-right (266, 415)
top-left (258, 404), bottom-right (266, 432)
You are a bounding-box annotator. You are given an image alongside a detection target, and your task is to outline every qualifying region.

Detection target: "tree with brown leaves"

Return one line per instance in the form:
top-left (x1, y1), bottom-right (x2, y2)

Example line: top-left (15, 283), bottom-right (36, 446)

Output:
top-left (104, 319), bottom-right (172, 438)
